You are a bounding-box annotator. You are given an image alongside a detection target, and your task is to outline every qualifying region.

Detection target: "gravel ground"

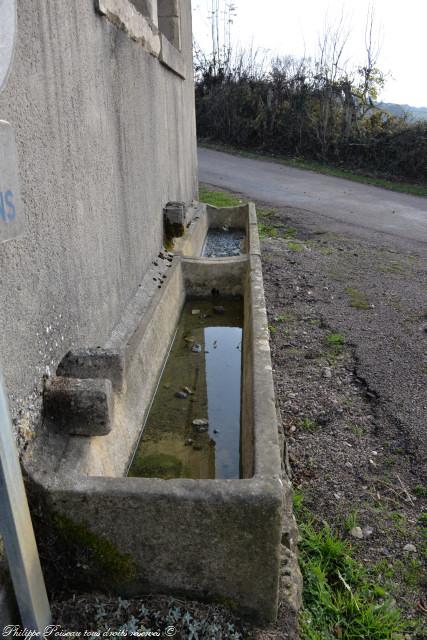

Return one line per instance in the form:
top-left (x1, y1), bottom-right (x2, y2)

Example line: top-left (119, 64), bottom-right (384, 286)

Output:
top-left (258, 199), bottom-right (427, 637)
top-left (51, 193), bottom-right (427, 638)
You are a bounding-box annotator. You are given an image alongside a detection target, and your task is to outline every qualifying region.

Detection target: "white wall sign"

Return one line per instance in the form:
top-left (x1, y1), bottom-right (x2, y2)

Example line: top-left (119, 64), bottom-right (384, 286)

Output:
top-left (0, 120), bottom-right (24, 243)
top-left (0, 0), bottom-right (16, 92)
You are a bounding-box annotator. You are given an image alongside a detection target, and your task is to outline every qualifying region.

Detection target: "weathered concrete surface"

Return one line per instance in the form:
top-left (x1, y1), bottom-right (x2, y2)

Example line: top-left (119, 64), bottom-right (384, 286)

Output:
top-left (43, 377), bottom-right (113, 436)
top-left (174, 202), bottom-right (256, 257)
top-left (130, 0), bottom-right (158, 25)
top-left (57, 349), bottom-right (126, 393)
top-left (159, 33), bottom-right (185, 77)
top-left (0, 0), bottom-right (16, 93)
top-left (96, 0), bottom-right (161, 55)
top-left (0, 120), bottom-right (25, 243)
top-left (42, 474), bottom-right (284, 623)
top-left (198, 147), bottom-right (427, 243)
top-left (158, 0), bottom-right (180, 49)
top-left (0, 0), bottom-right (197, 447)
top-left (29, 259), bottom-right (185, 478)
top-left (27, 209), bottom-right (301, 622)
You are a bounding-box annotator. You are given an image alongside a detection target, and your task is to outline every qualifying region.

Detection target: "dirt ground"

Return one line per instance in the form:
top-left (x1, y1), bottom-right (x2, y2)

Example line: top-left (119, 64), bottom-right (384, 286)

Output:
top-left (255, 195), bottom-right (427, 639)
top-left (51, 192), bottom-right (427, 639)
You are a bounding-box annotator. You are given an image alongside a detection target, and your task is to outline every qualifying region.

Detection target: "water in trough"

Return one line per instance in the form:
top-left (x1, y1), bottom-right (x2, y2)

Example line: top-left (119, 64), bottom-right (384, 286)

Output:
top-left (128, 298), bottom-right (243, 480)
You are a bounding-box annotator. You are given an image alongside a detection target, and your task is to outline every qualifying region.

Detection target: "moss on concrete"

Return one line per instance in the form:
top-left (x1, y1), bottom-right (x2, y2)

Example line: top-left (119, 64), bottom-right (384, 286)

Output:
top-left (164, 218), bottom-right (185, 250)
top-left (52, 513), bottom-right (136, 587)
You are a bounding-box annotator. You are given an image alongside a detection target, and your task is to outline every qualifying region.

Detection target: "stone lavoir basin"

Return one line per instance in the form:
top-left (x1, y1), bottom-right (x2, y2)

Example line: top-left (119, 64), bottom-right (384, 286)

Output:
top-left (174, 201), bottom-right (259, 258)
top-left (128, 297), bottom-right (244, 480)
top-left (27, 203), bottom-right (300, 624)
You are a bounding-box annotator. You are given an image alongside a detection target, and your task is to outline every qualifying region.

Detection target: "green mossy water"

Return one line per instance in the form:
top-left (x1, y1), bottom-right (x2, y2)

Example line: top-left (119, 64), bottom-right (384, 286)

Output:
top-left (129, 298), bottom-right (243, 480)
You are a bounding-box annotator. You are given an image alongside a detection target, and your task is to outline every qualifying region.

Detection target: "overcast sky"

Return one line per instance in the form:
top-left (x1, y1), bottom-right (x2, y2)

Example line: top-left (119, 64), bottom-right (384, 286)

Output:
top-left (192, 0), bottom-right (427, 107)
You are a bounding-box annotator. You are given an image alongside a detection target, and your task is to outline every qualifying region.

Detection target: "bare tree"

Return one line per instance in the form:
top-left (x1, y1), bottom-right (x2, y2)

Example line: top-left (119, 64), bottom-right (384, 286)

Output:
top-left (356, 3), bottom-right (385, 118)
top-left (314, 11), bottom-right (351, 156)
top-left (208, 0), bottom-right (236, 75)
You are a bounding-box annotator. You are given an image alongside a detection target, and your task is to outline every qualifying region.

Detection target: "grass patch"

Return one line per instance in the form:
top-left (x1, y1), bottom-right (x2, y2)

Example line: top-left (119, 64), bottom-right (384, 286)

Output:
top-left (414, 485), bottom-right (427, 498)
top-left (198, 186), bottom-right (243, 207)
top-left (258, 221), bottom-right (279, 238)
top-left (300, 417), bottom-right (316, 432)
top-left (378, 260), bottom-right (406, 275)
top-left (349, 425), bottom-right (366, 437)
top-left (320, 247), bottom-right (334, 256)
top-left (258, 219), bottom-right (302, 244)
top-left (294, 494), bottom-right (408, 639)
top-left (346, 287), bottom-right (372, 310)
top-left (258, 207), bottom-right (277, 218)
top-left (199, 142), bottom-right (427, 197)
top-left (343, 510), bottom-right (359, 532)
top-left (326, 332), bottom-right (345, 347)
top-left (287, 240), bottom-right (304, 252)
top-left (280, 225), bottom-right (298, 239)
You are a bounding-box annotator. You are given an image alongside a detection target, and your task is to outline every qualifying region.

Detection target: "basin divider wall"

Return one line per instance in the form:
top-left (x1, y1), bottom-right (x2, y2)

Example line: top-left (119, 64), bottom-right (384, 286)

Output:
top-left (175, 203), bottom-right (251, 258)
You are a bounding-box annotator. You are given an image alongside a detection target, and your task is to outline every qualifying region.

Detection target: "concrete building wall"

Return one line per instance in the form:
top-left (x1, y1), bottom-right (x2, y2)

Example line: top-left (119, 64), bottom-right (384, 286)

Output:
top-left (0, 0), bottom-right (198, 446)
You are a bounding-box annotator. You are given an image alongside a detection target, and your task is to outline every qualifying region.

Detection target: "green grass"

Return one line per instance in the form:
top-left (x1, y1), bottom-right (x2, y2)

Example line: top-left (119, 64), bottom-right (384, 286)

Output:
top-left (198, 186), bottom-right (243, 207)
top-left (326, 332), bottom-right (345, 347)
top-left (343, 510), bottom-right (359, 532)
top-left (300, 417), bottom-right (316, 432)
top-left (346, 288), bottom-right (372, 310)
top-left (320, 247), bottom-right (334, 256)
top-left (258, 221), bottom-right (279, 238)
top-left (199, 142), bottom-right (427, 197)
top-left (258, 218), bottom-right (302, 244)
top-left (294, 494), bottom-right (408, 639)
top-left (414, 485), bottom-right (427, 498)
top-left (287, 240), bottom-right (305, 252)
top-left (258, 207), bottom-right (277, 218)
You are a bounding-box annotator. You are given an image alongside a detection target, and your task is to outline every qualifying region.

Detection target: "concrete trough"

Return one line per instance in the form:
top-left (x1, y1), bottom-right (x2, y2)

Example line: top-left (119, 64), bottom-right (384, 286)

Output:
top-left (27, 204), bottom-right (300, 624)
top-left (175, 202), bottom-right (260, 259)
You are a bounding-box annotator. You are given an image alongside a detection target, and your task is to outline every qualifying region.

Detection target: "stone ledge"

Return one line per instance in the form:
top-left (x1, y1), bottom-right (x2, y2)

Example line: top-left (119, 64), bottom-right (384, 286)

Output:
top-left (44, 377), bottom-right (113, 436)
top-left (159, 33), bottom-right (185, 78)
top-left (57, 349), bottom-right (126, 393)
top-left (95, 0), bottom-right (185, 77)
top-left (95, 0), bottom-right (161, 57)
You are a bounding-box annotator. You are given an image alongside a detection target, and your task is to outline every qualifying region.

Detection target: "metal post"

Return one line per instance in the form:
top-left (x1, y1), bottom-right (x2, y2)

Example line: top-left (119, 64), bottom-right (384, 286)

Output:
top-left (0, 372), bottom-right (51, 633)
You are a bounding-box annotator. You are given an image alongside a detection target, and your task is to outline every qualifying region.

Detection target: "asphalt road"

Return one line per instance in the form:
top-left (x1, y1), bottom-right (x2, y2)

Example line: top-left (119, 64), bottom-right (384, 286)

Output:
top-left (198, 148), bottom-right (427, 244)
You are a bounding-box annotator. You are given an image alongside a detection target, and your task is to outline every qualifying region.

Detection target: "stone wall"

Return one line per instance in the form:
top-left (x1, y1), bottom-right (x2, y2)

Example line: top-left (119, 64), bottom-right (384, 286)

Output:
top-left (0, 0), bottom-right (197, 448)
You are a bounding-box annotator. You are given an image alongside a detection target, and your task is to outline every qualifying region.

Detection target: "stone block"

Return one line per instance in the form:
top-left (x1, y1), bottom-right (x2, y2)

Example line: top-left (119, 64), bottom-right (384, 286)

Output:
top-left (159, 33), bottom-right (185, 77)
top-left (96, 0), bottom-right (161, 57)
top-left (43, 377), bottom-right (113, 436)
top-left (158, 0), bottom-right (179, 17)
top-left (57, 348), bottom-right (125, 393)
top-left (164, 201), bottom-right (187, 241)
top-left (130, 0), bottom-right (158, 24)
top-left (158, 15), bottom-right (181, 49)
top-left (164, 201), bottom-right (186, 225)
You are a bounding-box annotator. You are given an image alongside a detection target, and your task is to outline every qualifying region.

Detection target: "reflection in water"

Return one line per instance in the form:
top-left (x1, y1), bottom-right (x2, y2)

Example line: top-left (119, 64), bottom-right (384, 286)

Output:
top-left (128, 298), bottom-right (243, 480)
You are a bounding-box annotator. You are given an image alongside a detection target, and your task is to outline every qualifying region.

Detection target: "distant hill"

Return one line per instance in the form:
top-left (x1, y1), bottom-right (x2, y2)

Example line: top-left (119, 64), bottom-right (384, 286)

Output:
top-left (377, 102), bottom-right (427, 122)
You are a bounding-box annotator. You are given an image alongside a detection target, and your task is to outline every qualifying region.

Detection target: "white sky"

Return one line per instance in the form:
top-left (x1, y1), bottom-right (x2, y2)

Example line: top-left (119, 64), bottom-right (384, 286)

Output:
top-left (192, 0), bottom-right (427, 107)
